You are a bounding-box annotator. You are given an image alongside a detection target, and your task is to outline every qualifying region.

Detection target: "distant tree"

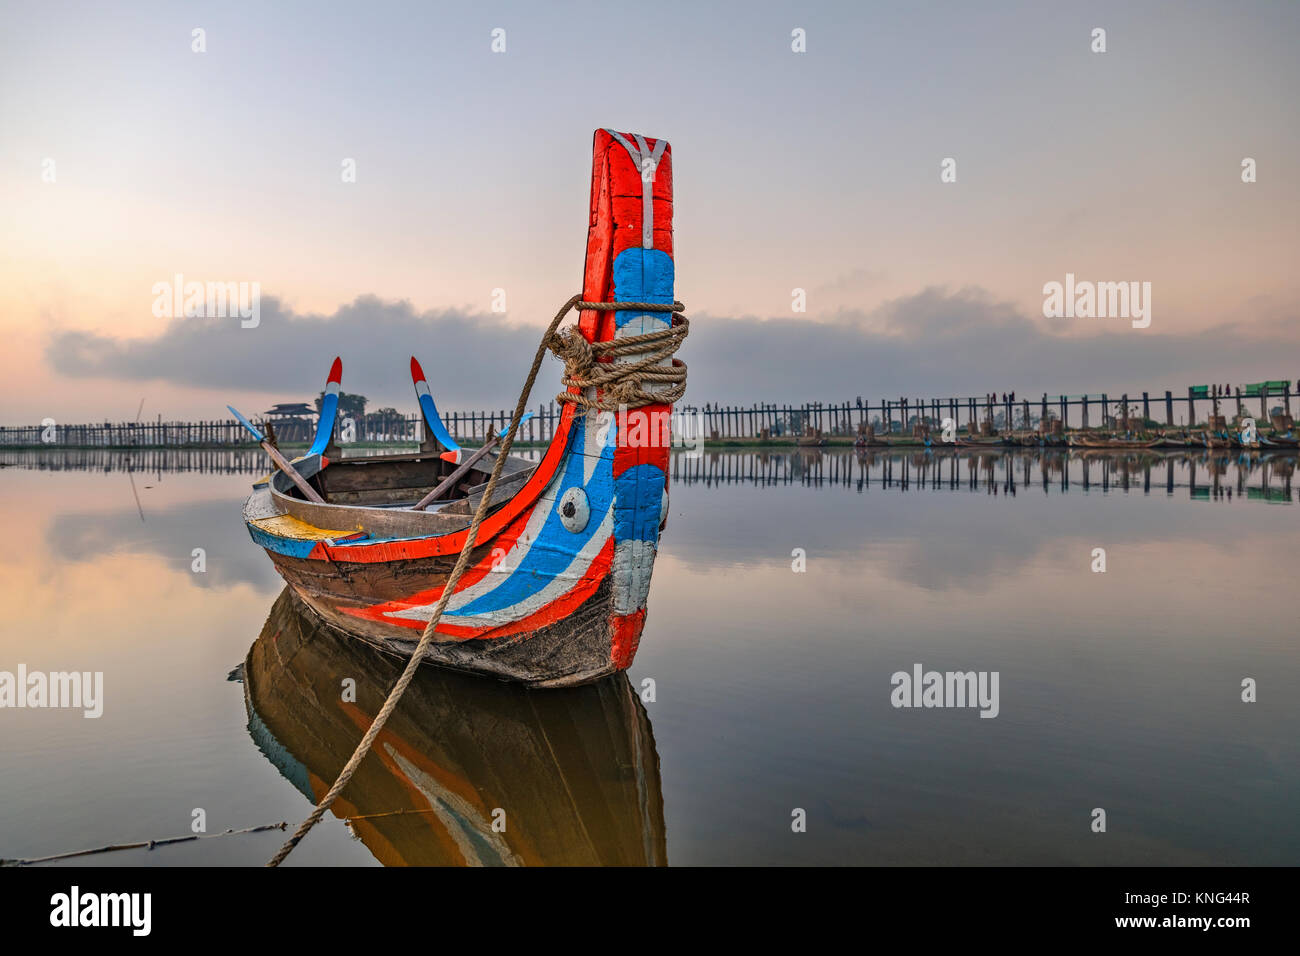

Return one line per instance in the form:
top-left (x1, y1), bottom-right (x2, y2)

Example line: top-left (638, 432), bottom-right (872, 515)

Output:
top-left (316, 390), bottom-right (367, 419)
top-left (372, 406), bottom-right (405, 435)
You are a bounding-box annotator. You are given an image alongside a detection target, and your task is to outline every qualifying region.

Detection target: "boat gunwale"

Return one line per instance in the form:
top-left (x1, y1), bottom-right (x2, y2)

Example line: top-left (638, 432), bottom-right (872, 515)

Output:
top-left (251, 403), bottom-right (582, 559)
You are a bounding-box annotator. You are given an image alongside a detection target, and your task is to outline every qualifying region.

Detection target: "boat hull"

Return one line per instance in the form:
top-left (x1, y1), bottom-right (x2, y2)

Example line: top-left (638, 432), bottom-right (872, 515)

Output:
top-left (283, 571), bottom-right (630, 688)
top-left (243, 406), bottom-right (659, 688)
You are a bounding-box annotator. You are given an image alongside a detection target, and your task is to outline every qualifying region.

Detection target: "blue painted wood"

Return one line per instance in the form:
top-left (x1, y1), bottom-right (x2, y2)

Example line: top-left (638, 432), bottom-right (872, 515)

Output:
top-left (410, 356), bottom-right (461, 452)
top-left (497, 412), bottom-right (534, 438)
top-left (228, 405), bottom-right (265, 443)
top-left (308, 356), bottom-right (342, 457)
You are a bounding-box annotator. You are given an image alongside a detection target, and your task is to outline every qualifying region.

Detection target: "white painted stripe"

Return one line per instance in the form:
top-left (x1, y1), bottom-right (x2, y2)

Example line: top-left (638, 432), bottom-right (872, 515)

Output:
top-left (400, 510), bottom-right (615, 630)
top-left (611, 538), bottom-right (656, 615)
top-left (603, 129), bottom-right (665, 249)
top-left (384, 412), bottom-right (615, 626)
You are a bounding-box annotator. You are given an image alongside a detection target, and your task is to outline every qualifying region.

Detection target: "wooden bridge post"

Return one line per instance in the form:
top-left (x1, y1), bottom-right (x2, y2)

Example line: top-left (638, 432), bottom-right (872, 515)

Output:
top-left (1165, 390), bottom-right (1174, 426)
top-left (1187, 386), bottom-right (1197, 427)
top-left (1142, 391), bottom-right (1150, 425)
top-left (1082, 395), bottom-right (1089, 429)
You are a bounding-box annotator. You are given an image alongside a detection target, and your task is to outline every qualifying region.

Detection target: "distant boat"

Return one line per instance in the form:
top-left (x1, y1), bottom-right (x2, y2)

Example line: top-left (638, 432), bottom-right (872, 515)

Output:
top-left (244, 589), bottom-right (666, 866)
top-left (236, 130), bottom-right (681, 688)
top-left (1067, 434), bottom-right (1159, 449)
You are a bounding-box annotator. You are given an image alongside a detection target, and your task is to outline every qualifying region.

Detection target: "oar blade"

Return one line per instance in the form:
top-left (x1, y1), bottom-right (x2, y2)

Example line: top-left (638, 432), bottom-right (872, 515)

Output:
top-left (497, 411), bottom-right (534, 439)
top-left (228, 405), bottom-right (265, 443)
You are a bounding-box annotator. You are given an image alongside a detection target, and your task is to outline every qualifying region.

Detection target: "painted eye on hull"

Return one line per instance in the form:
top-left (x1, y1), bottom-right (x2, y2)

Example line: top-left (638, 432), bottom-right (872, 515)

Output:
top-left (558, 487), bottom-right (589, 533)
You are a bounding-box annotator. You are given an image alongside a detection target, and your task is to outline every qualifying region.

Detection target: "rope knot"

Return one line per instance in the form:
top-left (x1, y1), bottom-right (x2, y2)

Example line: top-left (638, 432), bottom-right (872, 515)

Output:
top-left (550, 298), bottom-right (689, 411)
top-left (547, 326), bottom-right (595, 374)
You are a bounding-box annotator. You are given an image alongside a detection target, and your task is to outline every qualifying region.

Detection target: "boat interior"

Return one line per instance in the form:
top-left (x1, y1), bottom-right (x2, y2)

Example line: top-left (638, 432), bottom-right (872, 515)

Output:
top-left (255, 446), bottom-right (541, 539)
top-left (308, 449), bottom-right (535, 509)
top-left (286, 448), bottom-right (534, 507)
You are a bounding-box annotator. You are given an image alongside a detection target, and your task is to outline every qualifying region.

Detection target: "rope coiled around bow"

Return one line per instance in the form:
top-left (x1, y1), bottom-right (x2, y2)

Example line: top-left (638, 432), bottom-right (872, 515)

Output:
top-left (550, 297), bottom-right (688, 410)
top-left (266, 293), bottom-right (686, 866)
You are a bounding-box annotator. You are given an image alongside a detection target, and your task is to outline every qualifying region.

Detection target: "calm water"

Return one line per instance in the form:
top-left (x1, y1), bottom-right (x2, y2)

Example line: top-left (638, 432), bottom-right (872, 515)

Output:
top-left (1, 447), bottom-right (1296, 866)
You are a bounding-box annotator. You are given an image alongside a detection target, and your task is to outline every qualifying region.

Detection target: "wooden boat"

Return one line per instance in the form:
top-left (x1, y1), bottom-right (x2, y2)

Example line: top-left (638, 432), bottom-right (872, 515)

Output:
top-left (238, 130), bottom-right (680, 688)
top-left (243, 588), bottom-right (666, 866)
top-left (1067, 434), bottom-right (1158, 449)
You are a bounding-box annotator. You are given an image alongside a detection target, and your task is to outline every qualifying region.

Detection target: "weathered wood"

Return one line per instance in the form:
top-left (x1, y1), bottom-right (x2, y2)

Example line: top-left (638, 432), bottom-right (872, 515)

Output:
top-left (264, 440), bottom-right (326, 503)
top-left (411, 437), bottom-right (501, 510)
top-left (441, 467), bottom-right (536, 515)
top-left (322, 458), bottom-right (445, 493)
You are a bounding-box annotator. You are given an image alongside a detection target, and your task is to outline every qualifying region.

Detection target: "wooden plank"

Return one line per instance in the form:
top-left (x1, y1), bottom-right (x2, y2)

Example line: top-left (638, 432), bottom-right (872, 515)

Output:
top-left (411, 436), bottom-right (502, 510)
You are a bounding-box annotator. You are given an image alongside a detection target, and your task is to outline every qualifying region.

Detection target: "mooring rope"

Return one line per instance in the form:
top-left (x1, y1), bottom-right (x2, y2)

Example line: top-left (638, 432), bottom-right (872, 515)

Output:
top-left (267, 294), bottom-right (687, 866)
top-left (551, 300), bottom-right (687, 410)
top-left (3, 820), bottom-right (289, 867)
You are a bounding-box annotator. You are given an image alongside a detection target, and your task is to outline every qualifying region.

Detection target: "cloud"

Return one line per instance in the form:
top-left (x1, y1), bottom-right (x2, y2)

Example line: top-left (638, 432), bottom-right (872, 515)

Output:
top-left (45, 287), bottom-right (1300, 408)
top-left (47, 499), bottom-right (282, 594)
top-left (45, 295), bottom-right (544, 409)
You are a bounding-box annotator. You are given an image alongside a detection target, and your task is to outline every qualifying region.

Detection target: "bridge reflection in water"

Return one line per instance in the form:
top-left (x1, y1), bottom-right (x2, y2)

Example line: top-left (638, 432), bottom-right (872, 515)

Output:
top-left (244, 589), bottom-right (666, 866)
top-left (671, 447), bottom-right (1297, 502)
top-left (2, 445), bottom-right (1294, 502)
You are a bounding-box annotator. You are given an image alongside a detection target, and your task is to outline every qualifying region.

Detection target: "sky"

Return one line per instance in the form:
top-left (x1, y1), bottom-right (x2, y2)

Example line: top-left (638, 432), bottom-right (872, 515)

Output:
top-left (1, 0), bottom-right (1297, 422)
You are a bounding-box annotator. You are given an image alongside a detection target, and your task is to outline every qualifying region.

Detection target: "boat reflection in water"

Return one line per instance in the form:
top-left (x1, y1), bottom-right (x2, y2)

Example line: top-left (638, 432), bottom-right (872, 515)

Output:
top-left (243, 589), bottom-right (666, 866)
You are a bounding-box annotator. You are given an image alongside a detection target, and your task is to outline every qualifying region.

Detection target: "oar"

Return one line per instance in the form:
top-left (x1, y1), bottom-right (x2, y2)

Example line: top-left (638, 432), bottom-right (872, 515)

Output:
top-left (228, 405), bottom-right (327, 504)
top-left (412, 413), bottom-right (532, 511)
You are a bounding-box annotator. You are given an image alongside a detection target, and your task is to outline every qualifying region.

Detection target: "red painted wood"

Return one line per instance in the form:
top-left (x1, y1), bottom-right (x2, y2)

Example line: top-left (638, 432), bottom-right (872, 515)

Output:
top-left (579, 131), bottom-right (674, 346)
